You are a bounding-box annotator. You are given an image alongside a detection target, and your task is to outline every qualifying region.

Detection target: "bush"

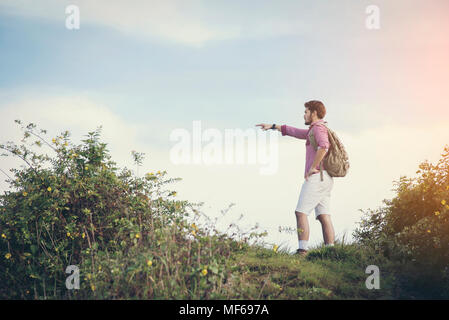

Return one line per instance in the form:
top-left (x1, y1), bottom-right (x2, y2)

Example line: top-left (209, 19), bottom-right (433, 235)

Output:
top-left (354, 145), bottom-right (449, 298)
top-left (0, 121), bottom-right (263, 299)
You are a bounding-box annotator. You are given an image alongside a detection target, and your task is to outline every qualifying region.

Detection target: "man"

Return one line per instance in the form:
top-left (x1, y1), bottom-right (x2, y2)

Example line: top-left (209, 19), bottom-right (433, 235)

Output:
top-left (256, 100), bottom-right (335, 256)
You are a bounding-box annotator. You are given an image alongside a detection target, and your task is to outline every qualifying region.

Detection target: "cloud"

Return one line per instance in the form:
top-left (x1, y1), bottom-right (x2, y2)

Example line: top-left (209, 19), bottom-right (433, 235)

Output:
top-left (0, 95), bottom-right (150, 195)
top-left (0, 0), bottom-right (333, 47)
top-left (0, 96), bottom-right (140, 161)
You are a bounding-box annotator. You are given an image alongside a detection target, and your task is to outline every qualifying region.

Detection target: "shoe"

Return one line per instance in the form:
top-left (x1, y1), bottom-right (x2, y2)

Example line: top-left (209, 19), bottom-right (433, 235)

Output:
top-left (295, 249), bottom-right (308, 257)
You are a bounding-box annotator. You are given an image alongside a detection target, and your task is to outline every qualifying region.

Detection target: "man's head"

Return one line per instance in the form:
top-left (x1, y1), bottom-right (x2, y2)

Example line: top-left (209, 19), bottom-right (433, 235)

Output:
top-left (304, 100), bottom-right (326, 125)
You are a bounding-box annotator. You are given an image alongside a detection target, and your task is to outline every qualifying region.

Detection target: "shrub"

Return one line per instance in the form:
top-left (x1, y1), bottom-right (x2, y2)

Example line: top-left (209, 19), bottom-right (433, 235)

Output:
top-left (0, 121), bottom-right (264, 299)
top-left (354, 145), bottom-right (449, 298)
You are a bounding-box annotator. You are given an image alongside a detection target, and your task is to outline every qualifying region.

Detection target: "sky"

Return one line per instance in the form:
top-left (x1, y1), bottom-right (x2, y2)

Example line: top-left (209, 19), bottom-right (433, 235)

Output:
top-left (1, 0), bottom-right (449, 252)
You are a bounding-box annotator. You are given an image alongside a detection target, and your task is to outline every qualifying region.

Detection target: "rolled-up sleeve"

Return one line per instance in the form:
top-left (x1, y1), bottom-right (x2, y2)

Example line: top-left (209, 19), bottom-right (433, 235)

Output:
top-left (281, 125), bottom-right (308, 139)
top-left (313, 125), bottom-right (330, 151)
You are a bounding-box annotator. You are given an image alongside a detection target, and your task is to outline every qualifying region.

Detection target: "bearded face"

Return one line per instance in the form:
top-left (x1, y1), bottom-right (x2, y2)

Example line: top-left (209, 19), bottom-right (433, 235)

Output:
top-left (304, 108), bottom-right (316, 125)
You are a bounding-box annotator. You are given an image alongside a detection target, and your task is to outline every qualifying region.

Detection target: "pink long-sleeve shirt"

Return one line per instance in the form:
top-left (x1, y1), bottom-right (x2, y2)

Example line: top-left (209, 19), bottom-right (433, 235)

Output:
top-left (281, 119), bottom-right (330, 179)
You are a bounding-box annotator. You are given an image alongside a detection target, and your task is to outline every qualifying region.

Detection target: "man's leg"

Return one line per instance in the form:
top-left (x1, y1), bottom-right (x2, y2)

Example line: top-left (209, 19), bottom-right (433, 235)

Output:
top-left (295, 211), bottom-right (309, 252)
top-left (317, 214), bottom-right (335, 245)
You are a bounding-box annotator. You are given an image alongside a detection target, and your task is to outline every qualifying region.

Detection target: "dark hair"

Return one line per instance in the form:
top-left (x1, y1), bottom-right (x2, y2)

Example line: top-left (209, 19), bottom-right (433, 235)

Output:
top-left (304, 100), bottom-right (326, 119)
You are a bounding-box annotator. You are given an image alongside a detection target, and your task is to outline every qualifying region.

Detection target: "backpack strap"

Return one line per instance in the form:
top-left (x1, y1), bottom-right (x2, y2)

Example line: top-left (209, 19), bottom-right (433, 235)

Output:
top-left (308, 121), bottom-right (328, 150)
top-left (308, 122), bottom-right (328, 182)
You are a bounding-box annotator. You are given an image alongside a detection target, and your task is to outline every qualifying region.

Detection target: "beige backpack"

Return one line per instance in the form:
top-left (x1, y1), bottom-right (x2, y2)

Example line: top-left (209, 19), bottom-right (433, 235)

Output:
top-left (308, 122), bottom-right (350, 181)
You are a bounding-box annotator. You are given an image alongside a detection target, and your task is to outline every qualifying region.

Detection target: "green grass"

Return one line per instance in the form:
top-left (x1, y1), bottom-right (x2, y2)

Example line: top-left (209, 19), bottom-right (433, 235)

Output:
top-left (223, 242), bottom-right (397, 299)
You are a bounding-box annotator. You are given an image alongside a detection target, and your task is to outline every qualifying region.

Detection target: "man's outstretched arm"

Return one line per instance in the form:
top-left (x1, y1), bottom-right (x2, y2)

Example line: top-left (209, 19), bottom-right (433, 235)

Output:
top-left (280, 124), bottom-right (308, 139)
top-left (255, 123), bottom-right (308, 139)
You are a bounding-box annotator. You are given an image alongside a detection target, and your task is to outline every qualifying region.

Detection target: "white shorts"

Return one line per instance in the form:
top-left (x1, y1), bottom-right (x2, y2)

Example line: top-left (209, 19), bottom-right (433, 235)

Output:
top-left (295, 170), bottom-right (334, 220)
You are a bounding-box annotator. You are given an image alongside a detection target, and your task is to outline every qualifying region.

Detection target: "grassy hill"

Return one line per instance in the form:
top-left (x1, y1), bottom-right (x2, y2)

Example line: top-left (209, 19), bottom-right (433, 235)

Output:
top-left (220, 242), bottom-right (396, 300)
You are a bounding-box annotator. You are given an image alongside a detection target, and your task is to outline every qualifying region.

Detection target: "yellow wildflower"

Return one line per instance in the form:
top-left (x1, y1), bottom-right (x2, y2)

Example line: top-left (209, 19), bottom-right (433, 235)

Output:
top-left (47, 187), bottom-right (52, 192)
top-left (82, 232), bottom-right (85, 239)
top-left (273, 245), bottom-right (279, 252)
top-left (427, 230), bottom-right (431, 233)
top-left (442, 200), bottom-right (447, 206)
top-left (23, 192), bottom-right (28, 197)
top-left (147, 260), bottom-right (153, 267)
top-left (446, 205), bottom-right (449, 210)
top-left (201, 268), bottom-right (208, 276)
top-left (91, 284), bottom-right (96, 291)
top-left (191, 223), bottom-right (198, 231)
top-left (135, 233), bottom-right (140, 239)
top-left (435, 211), bottom-right (441, 216)
top-left (5, 253), bottom-right (11, 259)
top-left (191, 230), bottom-right (197, 237)
top-left (1, 234), bottom-right (6, 239)
top-left (52, 138), bottom-right (56, 144)
top-left (66, 232), bottom-right (71, 237)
